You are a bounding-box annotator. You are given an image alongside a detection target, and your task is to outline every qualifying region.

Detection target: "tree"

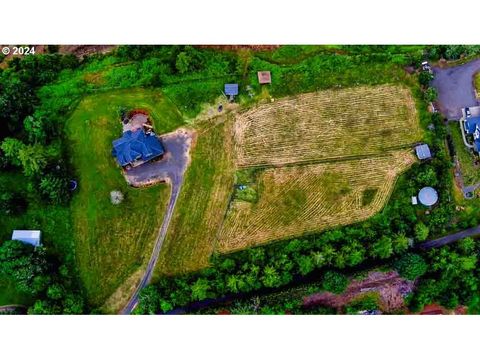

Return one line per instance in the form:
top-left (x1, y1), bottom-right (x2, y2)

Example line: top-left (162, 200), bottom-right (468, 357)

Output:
top-left (297, 255), bottom-right (314, 275)
top-left (261, 266), bottom-right (281, 288)
top-left (322, 271), bottom-right (348, 294)
top-left (419, 71), bottom-right (434, 87)
top-left (394, 253), bottom-right (428, 280)
top-left (424, 87), bottom-right (438, 102)
top-left (24, 115), bottom-right (46, 143)
top-left (175, 52), bottom-right (191, 74)
top-left (0, 137), bottom-right (25, 167)
top-left (392, 233), bottom-right (410, 253)
top-left (371, 235), bottom-right (393, 259)
top-left (191, 278), bottom-right (210, 301)
top-left (40, 174), bottom-right (69, 204)
top-left (415, 222), bottom-right (429, 242)
top-left (18, 144), bottom-right (47, 176)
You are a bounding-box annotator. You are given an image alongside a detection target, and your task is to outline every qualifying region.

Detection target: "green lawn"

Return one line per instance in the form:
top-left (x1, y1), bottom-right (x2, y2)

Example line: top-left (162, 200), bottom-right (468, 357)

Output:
top-left (449, 123), bottom-right (480, 185)
top-left (153, 116), bottom-right (236, 277)
top-left (66, 88), bottom-right (184, 309)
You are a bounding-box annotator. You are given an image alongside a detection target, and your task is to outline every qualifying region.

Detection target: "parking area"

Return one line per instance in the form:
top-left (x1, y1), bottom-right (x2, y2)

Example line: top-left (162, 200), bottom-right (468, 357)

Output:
top-left (431, 58), bottom-right (480, 119)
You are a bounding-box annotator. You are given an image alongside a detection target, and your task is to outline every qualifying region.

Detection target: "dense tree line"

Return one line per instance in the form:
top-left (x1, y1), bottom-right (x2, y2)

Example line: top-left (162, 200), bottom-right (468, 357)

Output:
top-left (0, 240), bottom-right (84, 314)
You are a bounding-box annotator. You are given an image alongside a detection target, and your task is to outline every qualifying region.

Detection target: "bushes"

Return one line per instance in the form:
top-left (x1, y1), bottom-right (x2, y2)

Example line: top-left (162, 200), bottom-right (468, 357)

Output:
top-left (322, 271), bottom-right (348, 294)
top-left (394, 253), bottom-right (427, 280)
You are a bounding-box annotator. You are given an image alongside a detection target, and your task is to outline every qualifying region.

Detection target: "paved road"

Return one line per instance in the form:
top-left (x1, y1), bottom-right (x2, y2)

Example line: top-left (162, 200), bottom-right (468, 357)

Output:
top-left (417, 225), bottom-right (480, 250)
top-left (431, 58), bottom-right (480, 119)
top-left (120, 130), bottom-right (193, 314)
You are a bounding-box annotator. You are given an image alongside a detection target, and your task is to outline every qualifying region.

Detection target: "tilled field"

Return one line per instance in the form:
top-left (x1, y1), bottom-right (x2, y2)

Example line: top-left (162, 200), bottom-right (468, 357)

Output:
top-left (234, 84), bottom-right (421, 167)
top-left (217, 150), bottom-right (415, 252)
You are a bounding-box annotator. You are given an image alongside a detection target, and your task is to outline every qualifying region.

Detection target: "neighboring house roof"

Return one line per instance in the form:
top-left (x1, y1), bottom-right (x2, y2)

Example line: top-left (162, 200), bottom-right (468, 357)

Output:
top-left (418, 187), bottom-right (438, 206)
top-left (257, 71), bottom-right (272, 84)
top-left (11, 230), bottom-right (41, 247)
top-left (464, 116), bottom-right (480, 134)
top-left (415, 144), bottom-right (432, 160)
top-left (112, 129), bottom-right (164, 167)
top-left (224, 83), bottom-right (239, 96)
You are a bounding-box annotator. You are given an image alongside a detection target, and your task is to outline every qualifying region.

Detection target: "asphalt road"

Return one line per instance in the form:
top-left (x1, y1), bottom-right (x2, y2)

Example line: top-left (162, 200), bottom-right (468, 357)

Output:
top-left (417, 225), bottom-right (480, 250)
top-left (431, 59), bottom-right (480, 119)
top-left (120, 130), bottom-right (193, 314)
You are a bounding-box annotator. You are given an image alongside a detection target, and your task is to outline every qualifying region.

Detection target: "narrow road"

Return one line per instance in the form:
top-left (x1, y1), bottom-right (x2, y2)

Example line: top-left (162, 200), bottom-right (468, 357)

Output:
top-left (120, 130), bottom-right (193, 314)
top-left (417, 225), bottom-right (480, 249)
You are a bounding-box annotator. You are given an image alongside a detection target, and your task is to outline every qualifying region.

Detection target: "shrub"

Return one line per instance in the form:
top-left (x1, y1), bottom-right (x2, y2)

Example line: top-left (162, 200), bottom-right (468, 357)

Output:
top-left (322, 271), bottom-right (348, 294)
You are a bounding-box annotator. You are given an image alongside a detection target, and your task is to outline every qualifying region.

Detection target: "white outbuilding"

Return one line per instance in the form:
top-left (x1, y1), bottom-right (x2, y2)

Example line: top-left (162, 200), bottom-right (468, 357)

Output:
top-left (11, 230), bottom-right (42, 247)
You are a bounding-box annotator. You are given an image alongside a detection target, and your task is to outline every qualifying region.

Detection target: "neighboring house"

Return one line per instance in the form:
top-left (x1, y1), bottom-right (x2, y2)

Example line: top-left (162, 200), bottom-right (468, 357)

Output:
top-left (415, 144), bottom-right (432, 160)
top-left (11, 230), bottom-right (42, 247)
top-left (463, 115), bottom-right (480, 151)
top-left (112, 129), bottom-right (165, 169)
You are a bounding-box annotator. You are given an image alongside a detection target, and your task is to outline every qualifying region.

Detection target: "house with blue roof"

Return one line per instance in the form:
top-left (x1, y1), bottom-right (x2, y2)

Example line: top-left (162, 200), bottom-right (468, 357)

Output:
top-left (112, 129), bottom-right (165, 169)
top-left (463, 116), bottom-right (480, 152)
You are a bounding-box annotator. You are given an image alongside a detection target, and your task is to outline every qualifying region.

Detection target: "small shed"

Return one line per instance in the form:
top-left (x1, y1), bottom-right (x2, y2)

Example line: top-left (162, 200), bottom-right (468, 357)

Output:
top-left (411, 196), bottom-right (418, 205)
top-left (224, 84), bottom-right (239, 101)
top-left (257, 71), bottom-right (271, 84)
top-left (418, 187), bottom-right (438, 206)
top-left (11, 230), bottom-right (42, 247)
top-left (415, 144), bottom-right (432, 160)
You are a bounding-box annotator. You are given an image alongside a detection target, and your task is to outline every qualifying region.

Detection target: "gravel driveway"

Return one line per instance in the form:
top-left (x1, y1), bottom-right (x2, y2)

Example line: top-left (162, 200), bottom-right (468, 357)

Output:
top-left (121, 129), bottom-right (194, 314)
top-left (431, 58), bottom-right (480, 119)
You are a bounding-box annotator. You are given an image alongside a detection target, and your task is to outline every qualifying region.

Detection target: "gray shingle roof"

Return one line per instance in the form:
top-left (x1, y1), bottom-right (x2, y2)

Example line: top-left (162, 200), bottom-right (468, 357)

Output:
top-left (415, 144), bottom-right (432, 160)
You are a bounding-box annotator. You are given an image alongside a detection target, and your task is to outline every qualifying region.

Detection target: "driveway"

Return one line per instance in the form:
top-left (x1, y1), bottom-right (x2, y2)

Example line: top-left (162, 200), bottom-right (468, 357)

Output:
top-left (417, 225), bottom-right (480, 250)
top-left (431, 58), bottom-right (480, 119)
top-left (120, 129), bottom-right (194, 314)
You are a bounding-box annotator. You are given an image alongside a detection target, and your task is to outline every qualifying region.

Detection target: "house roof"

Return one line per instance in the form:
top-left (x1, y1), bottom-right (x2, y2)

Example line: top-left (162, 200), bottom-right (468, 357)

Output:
top-left (257, 71), bottom-right (271, 84)
top-left (464, 116), bottom-right (480, 134)
top-left (112, 130), bottom-right (164, 167)
top-left (12, 230), bottom-right (41, 247)
top-left (224, 84), bottom-right (239, 96)
top-left (418, 187), bottom-right (438, 206)
top-left (415, 144), bottom-right (432, 160)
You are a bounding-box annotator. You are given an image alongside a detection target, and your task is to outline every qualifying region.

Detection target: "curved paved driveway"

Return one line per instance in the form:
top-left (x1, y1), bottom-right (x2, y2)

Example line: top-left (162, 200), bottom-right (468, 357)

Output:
top-left (120, 129), bottom-right (193, 314)
top-left (431, 59), bottom-right (480, 119)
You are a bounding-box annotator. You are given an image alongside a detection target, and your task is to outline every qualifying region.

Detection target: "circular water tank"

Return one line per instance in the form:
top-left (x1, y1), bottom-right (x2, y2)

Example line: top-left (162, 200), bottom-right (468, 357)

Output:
top-left (418, 187), bottom-right (438, 206)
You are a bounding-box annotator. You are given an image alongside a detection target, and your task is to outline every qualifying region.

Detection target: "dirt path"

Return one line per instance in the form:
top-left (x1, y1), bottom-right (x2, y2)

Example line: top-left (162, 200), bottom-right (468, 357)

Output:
top-left (120, 129), bottom-right (194, 314)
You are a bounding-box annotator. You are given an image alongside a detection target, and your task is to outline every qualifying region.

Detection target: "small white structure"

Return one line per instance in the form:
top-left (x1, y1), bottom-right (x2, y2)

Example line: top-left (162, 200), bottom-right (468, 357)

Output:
top-left (11, 230), bottom-right (42, 247)
top-left (411, 196), bottom-right (418, 205)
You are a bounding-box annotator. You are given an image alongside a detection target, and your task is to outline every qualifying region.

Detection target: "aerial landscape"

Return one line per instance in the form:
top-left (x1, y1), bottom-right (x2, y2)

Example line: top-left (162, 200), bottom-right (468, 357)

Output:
top-left (3, 44), bottom-right (480, 315)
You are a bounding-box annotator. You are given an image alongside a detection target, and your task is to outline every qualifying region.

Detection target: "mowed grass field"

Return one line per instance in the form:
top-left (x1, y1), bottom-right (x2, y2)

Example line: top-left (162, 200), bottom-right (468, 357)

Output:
top-left (66, 88), bottom-right (183, 309)
top-left (217, 151), bottom-right (416, 252)
top-left (449, 122), bottom-right (480, 185)
top-left (153, 116), bottom-right (236, 277)
top-left (234, 84), bottom-right (421, 167)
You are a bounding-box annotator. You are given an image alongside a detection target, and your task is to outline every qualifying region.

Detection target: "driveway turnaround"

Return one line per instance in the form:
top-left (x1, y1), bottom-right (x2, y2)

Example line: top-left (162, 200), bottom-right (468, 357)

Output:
top-left (121, 129), bottom-right (194, 314)
top-left (431, 58), bottom-right (480, 119)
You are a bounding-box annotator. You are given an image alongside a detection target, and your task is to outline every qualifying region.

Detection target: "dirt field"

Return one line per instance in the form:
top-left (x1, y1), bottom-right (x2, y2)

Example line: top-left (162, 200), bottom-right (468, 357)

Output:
top-left (234, 84), bottom-right (421, 167)
top-left (217, 150), bottom-right (415, 252)
top-left (303, 271), bottom-right (415, 313)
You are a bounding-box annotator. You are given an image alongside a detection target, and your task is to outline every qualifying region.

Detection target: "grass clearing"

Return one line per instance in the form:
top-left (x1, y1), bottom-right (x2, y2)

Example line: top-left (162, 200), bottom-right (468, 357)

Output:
top-left (153, 116), bottom-right (236, 277)
top-left (475, 72), bottom-right (480, 98)
top-left (449, 122), bottom-right (480, 185)
top-left (66, 88), bottom-right (183, 309)
top-left (217, 150), bottom-right (416, 252)
top-left (0, 276), bottom-right (33, 306)
top-left (234, 84), bottom-right (421, 167)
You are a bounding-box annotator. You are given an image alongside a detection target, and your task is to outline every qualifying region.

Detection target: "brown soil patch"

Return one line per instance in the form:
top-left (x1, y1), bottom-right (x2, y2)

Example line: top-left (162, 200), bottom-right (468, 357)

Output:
top-left (303, 271), bottom-right (415, 313)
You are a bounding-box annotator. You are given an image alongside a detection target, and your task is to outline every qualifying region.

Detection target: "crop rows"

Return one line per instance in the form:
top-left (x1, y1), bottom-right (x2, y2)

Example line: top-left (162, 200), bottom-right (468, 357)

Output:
top-left (234, 84), bottom-right (421, 167)
top-left (217, 150), bottom-right (415, 252)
